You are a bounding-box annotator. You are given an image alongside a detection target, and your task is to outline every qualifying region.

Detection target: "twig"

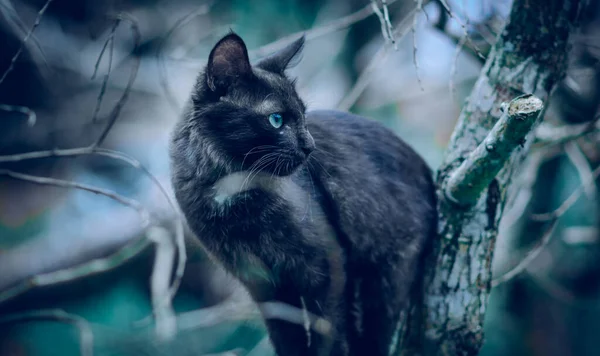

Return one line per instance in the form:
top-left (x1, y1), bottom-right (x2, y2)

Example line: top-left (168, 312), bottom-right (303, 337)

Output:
top-left (491, 219), bottom-right (558, 287)
top-left (91, 19), bottom-right (120, 123)
top-left (0, 309), bottom-right (93, 356)
top-left (0, 0), bottom-right (48, 69)
top-left (93, 13), bottom-right (141, 148)
top-left (437, 0), bottom-right (485, 60)
top-left (249, 0), bottom-right (401, 58)
top-left (0, 237), bottom-right (150, 305)
top-left (381, 0), bottom-right (396, 48)
top-left (0, 146), bottom-right (186, 301)
top-left (444, 94), bottom-right (544, 206)
top-left (156, 3), bottom-right (212, 112)
top-left (565, 141), bottom-right (597, 199)
top-left (147, 226), bottom-right (177, 342)
top-left (534, 118), bottom-right (600, 146)
top-left (337, 6), bottom-right (417, 111)
top-left (530, 164), bottom-right (600, 221)
top-left (176, 298), bottom-right (332, 336)
top-left (0, 169), bottom-right (150, 225)
top-left (0, 103), bottom-right (36, 125)
top-left (412, 0), bottom-right (424, 90)
top-left (0, 0), bottom-right (54, 87)
top-left (371, 0), bottom-right (396, 48)
top-left (449, 34), bottom-right (466, 99)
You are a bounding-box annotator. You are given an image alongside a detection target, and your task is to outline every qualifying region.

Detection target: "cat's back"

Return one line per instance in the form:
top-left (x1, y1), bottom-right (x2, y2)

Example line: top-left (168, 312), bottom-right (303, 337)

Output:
top-left (305, 109), bottom-right (436, 254)
top-left (306, 109), bottom-right (433, 192)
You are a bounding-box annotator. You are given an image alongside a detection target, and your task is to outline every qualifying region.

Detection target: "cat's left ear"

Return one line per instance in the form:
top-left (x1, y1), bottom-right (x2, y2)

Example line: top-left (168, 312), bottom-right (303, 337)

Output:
top-left (206, 33), bottom-right (252, 94)
top-left (256, 35), bottom-right (305, 74)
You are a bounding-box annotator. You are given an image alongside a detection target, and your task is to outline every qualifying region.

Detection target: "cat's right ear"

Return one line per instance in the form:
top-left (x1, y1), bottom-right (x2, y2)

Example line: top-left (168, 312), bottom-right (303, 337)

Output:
top-left (206, 33), bottom-right (252, 95)
top-left (256, 35), bottom-right (305, 74)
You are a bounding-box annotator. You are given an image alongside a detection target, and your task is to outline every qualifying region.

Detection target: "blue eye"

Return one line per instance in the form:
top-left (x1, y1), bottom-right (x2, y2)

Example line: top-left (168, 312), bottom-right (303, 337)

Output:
top-left (268, 113), bottom-right (283, 128)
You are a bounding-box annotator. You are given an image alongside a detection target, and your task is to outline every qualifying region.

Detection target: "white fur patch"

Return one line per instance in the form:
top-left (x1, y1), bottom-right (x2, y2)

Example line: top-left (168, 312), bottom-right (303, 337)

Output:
top-left (212, 171), bottom-right (280, 204)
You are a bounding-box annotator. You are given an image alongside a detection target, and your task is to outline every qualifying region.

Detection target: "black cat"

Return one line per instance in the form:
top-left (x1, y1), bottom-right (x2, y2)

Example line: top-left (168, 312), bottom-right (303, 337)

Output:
top-left (170, 32), bottom-right (437, 356)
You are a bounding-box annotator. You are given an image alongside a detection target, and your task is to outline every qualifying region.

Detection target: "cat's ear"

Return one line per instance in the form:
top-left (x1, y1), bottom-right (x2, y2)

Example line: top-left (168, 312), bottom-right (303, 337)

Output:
top-left (206, 32), bottom-right (252, 94)
top-left (256, 35), bottom-right (305, 74)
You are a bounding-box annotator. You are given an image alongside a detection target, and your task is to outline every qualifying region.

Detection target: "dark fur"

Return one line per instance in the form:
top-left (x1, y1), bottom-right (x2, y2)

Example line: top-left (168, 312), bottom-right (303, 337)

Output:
top-left (169, 32), bottom-right (437, 356)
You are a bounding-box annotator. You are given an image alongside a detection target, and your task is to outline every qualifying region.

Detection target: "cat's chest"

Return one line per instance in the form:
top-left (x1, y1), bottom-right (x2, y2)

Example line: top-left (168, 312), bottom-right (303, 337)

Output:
top-left (209, 169), bottom-right (334, 236)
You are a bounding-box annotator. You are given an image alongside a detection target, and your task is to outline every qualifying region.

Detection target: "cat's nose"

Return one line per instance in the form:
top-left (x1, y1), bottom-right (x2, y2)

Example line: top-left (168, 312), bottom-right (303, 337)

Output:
top-left (301, 145), bottom-right (314, 157)
top-left (300, 131), bottom-right (315, 157)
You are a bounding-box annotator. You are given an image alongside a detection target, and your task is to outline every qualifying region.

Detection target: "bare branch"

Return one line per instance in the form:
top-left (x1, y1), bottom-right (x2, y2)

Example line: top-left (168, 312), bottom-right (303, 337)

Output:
top-left (437, 0), bottom-right (486, 60)
top-left (444, 94), bottom-right (544, 206)
top-left (0, 0), bottom-right (54, 86)
top-left (491, 219), bottom-right (557, 287)
top-left (157, 3), bottom-right (213, 112)
top-left (0, 309), bottom-right (93, 356)
top-left (0, 237), bottom-right (150, 305)
top-left (337, 6), bottom-right (417, 111)
top-left (0, 169), bottom-right (151, 226)
top-left (0, 103), bottom-right (36, 125)
top-left (565, 141), bottom-right (597, 199)
top-left (93, 13), bottom-right (141, 148)
top-left (147, 226), bottom-right (177, 341)
top-left (176, 297), bottom-right (332, 336)
top-left (449, 35), bottom-right (466, 99)
top-left (534, 118), bottom-right (600, 146)
top-left (530, 164), bottom-right (600, 221)
top-left (371, 0), bottom-right (397, 48)
top-left (412, 0), bottom-right (424, 90)
top-left (91, 19), bottom-right (119, 123)
top-left (0, 146), bottom-right (186, 301)
top-left (249, 0), bottom-right (402, 58)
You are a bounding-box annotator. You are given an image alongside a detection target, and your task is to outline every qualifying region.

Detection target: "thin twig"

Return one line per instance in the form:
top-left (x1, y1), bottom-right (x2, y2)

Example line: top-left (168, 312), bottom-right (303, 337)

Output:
top-left (492, 219), bottom-right (558, 287)
top-left (147, 226), bottom-right (177, 341)
top-left (449, 34), bottom-right (466, 99)
top-left (337, 6), bottom-right (417, 110)
top-left (0, 103), bottom-right (36, 125)
top-left (176, 298), bottom-right (332, 336)
top-left (0, 309), bottom-right (93, 356)
top-left (249, 0), bottom-right (401, 58)
top-left (0, 0), bottom-right (48, 69)
top-left (371, 0), bottom-right (397, 48)
top-left (534, 118), bottom-right (600, 146)
top-left (0, 0), bottom-right (54, 87)
top-left (0, 237), bottom-right (150, 305)
top-left (565, 141), bottom-right (597, 199)
top-left (412, 0), bottom-right (424, 91)
top-left (156, 3), bottom-right (212, 112)
top-left (93, 13), bottom-right (141, 148)
top-left (381, 0), bottom-right (397, 48)
top-left (0, 146), bottom-right (186, 301)
top-left (530, 164), bottom-right (600, 221)
top-left (437, 0), bottom-right (485, 60)
top-left (0, 169), bottom-right (151, 226)
top-left (91, 19), bottom-right (120, 123)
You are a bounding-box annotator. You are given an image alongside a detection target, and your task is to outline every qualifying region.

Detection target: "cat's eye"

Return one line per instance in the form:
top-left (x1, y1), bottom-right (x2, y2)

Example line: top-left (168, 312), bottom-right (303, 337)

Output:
top-left (268, 113), bottom-right (284, 129)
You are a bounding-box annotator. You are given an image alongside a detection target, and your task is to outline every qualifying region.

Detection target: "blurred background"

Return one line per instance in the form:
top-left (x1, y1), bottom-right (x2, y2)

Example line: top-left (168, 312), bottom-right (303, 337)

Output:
top-left (0, 0), bottom-right (599, 355)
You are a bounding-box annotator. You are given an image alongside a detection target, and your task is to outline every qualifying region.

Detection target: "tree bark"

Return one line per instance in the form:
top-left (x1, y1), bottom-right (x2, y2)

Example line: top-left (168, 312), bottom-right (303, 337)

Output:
top-left (399, 1), bottom-right (586, 355)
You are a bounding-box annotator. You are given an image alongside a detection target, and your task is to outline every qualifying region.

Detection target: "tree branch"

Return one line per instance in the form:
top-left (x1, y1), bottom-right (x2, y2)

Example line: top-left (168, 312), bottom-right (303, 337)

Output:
top-left (403, 1), bottom-right (585, 355)
top-left (444, 94), bottom-right (544, 206)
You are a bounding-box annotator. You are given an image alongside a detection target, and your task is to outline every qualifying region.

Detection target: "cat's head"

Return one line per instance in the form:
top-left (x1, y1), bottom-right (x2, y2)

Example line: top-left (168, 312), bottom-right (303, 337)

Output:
top-left (188, 32), bottom-right (314, 177)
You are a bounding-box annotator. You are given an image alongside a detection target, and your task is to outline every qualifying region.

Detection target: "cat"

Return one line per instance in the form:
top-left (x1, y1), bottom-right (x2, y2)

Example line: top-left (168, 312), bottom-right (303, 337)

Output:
top-left (169, 32), bottom-right (437, 356)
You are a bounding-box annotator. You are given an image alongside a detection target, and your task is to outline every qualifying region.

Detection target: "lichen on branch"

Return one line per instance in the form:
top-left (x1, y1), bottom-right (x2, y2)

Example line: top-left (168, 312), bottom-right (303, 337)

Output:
top-left (444, 94), bottom-right (544, 206)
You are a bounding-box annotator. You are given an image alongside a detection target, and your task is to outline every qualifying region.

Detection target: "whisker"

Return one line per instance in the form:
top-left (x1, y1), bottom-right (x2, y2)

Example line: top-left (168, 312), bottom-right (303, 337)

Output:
top-left (309, 156), bottom-right (333, 179)
top-left (242, 145), bottom-right (277, 169)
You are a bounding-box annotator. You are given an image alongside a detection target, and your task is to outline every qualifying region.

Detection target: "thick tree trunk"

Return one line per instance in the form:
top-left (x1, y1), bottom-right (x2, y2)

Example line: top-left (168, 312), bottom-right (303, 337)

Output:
top-left (398, 1), bottom-right (586, 355)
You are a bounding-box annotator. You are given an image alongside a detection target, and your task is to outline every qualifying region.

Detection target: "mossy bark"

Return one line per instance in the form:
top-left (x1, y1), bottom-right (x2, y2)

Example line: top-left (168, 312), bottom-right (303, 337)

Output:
top-left (399, 1), bottom-right (585, 355)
